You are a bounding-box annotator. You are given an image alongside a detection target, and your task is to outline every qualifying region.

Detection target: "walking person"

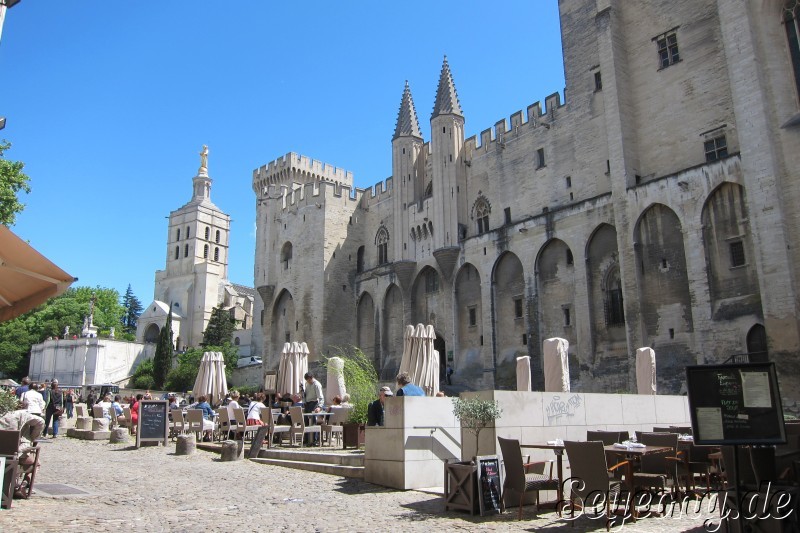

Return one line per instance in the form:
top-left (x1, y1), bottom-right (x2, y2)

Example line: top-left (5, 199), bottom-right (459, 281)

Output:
top-left (65, 389), bottom-right (74, 419)
top-left (44, 380), bottom-right (65, 438)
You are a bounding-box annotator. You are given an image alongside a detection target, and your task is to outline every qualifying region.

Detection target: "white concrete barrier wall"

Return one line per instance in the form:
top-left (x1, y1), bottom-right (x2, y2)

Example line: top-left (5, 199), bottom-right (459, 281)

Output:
top-left (364, 391), bottom-right (690, 490)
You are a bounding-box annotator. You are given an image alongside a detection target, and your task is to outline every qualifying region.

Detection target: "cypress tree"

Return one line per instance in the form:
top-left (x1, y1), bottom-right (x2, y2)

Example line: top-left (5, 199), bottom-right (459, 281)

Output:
top-left (152, 307), bottom-right (173, 389)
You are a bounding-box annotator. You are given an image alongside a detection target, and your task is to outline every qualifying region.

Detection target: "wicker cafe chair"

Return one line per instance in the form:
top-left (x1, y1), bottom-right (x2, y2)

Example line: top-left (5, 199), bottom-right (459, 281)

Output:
top-left (564, 440), bottom-right (628, 531)
top-left (632, 432), bottom-right (682, 498)
top-left (497, 437), bottom-right (560, 520)
top-left (586, 431), bottom-right (627, 446)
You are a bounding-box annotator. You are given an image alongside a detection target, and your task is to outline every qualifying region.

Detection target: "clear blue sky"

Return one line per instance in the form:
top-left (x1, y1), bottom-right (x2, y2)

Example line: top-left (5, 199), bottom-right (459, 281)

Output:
top-left (1, 1), bottom-right (565, 305)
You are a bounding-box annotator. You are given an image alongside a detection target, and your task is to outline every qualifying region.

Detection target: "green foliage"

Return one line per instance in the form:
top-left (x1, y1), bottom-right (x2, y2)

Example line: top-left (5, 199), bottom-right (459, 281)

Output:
top-left (165, 347), bottom-right (205, 393)
top-left (451, 397), bottom-right (503, 442)
top-left (0, 320), bottom-right (34, 376)
top-left (152, 309), bottom-right (173, 389)
top-left (201, 305), bottom-right (236, 347)
top-left (130, 359), bottom-right (155, 390)
top-left (320, 346), bottom-right (378, 425)
top-left (0, 389), bottom-right (19, 417)
top-left (121, 284), bottom-right (143, 335)
top-left (0, 140), bottom-right (31, 227)
top-left (0, 285), bottom-right (126, 378)
top-left (232, 385), bottom-right (260, 397)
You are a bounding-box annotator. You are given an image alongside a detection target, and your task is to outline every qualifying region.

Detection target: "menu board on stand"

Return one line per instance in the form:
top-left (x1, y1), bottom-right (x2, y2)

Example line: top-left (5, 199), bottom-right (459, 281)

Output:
top-left (686, 362), bottom-right (786, 445)
top-left (475, 455), bottom-right (502, 516)
top-left (136, 400), bottom-right (169, 448)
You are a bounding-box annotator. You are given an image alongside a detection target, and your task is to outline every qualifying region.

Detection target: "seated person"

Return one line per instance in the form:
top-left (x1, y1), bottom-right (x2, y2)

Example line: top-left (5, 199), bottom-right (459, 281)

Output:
top-left (367, 387), bottom-right (393, 426)
top-left (340, 393), bottom-right (353, 408)
top-left (168, 395), bottom-right (179, 411)
top-left (97, 394), bottom-right (113, 420)
top-left (195, 395), bottom-right (216, 442)
top-left (395, 372), bottom-right (425, 396)
top-left (245, 393), bottom-right (268, 426)
top-left (0, 399), bottom-right (45, 462)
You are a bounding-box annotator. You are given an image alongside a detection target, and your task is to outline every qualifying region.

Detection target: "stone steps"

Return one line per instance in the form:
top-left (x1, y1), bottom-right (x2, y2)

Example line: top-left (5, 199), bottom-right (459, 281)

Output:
top-left (249, 457), bottom-right (364, 478)
top-left (195, 442), bottom-right (365, 478)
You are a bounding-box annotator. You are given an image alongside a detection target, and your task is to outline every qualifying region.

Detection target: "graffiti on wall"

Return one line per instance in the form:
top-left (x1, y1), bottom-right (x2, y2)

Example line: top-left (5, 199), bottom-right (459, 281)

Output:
top-left (545, 394), bottom-right (582, 424)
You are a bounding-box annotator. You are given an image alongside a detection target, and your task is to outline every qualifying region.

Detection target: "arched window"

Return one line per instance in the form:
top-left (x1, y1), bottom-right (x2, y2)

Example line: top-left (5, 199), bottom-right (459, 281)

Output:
top-left (186, 226), bottom-right (190, 239)
top-left (203, 244), bottom-right (209, 258)
top-left (174, 246), bottom-right (179, 260)
top-left (234, 337), bottom-right (240, 346)
top-left (375, 226), bottom-right (389, 266)
top-left (214, 247), bottom-right (219, 262)
top-left (473, 196), bottom-right (491, 235)
top-left (216, 230), bottom-right (221, 244)
top-left (184, 244), bottom-right (189, 258)
top-left (205, 227), bottom-right (210, 240)
top-left (281, 242), bottom-right (293, 269)
top-left (176, 228), bottom-right (181, 241)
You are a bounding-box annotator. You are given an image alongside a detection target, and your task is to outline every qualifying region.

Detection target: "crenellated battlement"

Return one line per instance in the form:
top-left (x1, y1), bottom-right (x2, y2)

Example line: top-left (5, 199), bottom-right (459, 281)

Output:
top-left (252, 152), bottom-right (354, 195)
top-left (463, 91), bottom-right (566, 153)
top-left (262, 179), bottom-right (366, 215)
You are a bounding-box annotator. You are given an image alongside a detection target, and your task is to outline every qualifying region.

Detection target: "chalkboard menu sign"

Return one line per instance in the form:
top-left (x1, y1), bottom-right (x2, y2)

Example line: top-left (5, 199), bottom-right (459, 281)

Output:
top-left (136, 400), bottom-right (169, 448)
top-left (686, 363), bottom-right (786, 445)
top-left (475, 455), bottom-right (502, 516)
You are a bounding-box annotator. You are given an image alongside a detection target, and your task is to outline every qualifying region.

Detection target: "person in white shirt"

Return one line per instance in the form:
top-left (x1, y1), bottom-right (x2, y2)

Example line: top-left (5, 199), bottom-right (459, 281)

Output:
top-left (226, 391), bottom-right (241, 438)
top-left (22, 383), bottom-right (45, 417)
top-left (246, 392), bottom-right (268, 426)
top-left (97, 394), bottom-right (113, 420)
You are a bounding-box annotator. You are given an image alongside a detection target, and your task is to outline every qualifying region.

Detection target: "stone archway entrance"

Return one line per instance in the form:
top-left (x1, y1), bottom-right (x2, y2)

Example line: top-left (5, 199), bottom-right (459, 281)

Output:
top-left (144, 323), bottom-right (160, 343)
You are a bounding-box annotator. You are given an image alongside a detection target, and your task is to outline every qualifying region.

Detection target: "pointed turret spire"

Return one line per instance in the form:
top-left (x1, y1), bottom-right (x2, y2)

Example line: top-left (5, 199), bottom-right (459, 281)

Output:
top-left (432, 56), bottom-right (463, 119)
top-left (393, 81), bottom-right (422, 140)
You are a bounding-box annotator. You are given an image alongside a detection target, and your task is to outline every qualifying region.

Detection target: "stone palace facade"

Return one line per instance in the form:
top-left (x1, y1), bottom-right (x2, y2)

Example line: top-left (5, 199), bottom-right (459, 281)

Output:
top-left (250, 0), bottom-right (800, 400)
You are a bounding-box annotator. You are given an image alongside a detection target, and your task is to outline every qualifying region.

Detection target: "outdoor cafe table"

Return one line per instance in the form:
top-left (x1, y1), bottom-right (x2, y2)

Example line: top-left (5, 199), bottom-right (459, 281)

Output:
top-left (520, 442), bottom-right (565, 503)
top-left (603, 444), bottom-right (672, 497)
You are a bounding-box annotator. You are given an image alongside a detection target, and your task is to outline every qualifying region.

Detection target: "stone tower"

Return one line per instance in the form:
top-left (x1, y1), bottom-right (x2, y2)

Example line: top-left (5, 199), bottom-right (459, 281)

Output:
top-left (137, 147), bottom-right (231, 350)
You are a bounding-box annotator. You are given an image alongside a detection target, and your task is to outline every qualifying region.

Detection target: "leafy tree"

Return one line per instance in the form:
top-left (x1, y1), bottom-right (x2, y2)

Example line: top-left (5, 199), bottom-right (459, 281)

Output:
top-left (121, 284), bottom-right (143, 335)
top-left (152, 308), bottom-right (173, 389)
top-left (165, 347), bottom-right (205, 393)
top-left (0, 320), bottom-right (33, 376)
top-left (130, 359), bottom-right (155, 390)
top-left (0, 140), bottom-right (31, 227)
top-left (451, 397), bottom-right (503, 455)
top-left (201, 305), bottom-right (236, 347)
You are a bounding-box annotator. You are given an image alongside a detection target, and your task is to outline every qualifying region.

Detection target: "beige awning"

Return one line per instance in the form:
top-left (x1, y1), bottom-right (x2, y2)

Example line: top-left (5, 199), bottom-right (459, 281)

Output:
top-left (0, 225), bottom-right (76, 322)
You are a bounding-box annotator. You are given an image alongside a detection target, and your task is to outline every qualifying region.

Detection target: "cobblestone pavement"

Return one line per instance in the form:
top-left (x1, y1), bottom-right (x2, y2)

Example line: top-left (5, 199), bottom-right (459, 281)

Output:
top-left (0, 432), bottom-right (725, 532)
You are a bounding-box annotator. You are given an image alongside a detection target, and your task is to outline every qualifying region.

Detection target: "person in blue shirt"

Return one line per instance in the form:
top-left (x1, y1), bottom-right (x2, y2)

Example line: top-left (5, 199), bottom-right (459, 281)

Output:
top-left (395, 372), bottom-right (425, 396)
top-left (195, 395), bottom-right (216, 441)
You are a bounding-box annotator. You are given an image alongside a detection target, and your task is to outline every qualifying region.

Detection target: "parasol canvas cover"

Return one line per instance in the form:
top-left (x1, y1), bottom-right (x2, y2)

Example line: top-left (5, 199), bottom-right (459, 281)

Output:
top-left (635, 347), bottom-right (657, 395)
top-left (516, 356), bottom-right (532, 391)
top-left (543, 337), bottom-right (570, 392)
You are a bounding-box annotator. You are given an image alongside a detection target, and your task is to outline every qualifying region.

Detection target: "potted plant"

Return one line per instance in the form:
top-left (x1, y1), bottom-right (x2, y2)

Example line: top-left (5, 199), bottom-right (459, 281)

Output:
top-left (451, 397), bottom-right (503, 459)
top-left (320, 346), bottom-right (378, 449)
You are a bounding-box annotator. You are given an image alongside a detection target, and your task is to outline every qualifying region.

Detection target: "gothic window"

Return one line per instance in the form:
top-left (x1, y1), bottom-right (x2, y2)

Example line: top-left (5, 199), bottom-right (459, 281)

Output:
top-left (604, 267), bottom-right (625, 326)
top-left (184, 244), bottom-right (189, 258)
top-left (205, 227), bottom-right (210, 240)
top-left (281, 242), bottom-right (292, 269)
top-left (473, 196), bottom-right (491, 235)
top-left (174, 246), bottom-right (179, 260)
top-left (216, 230), bottom-right (221, 244)
top-left (563, 307), bottom-right (571, 326)
top-left (214, 247), bottom-right (219, 262)
top-left (704, 135), bottom-right (728, 162)
top-left (654, 29), bottom-right (680, 69)
top-left (536, 148), bottom-right (546, 168)
top-left (594, 71), bottom-right (602, 91)
top-left (186, 226), bottom-right (190, 239)
top-left (468, 306), bottom-right (477, 327)
top-left (176, 228), bottom-right (181, 241)
top-left (785, 3), bottom-right (800, 104)
top-left (375, 226), bottom-right (389, 266)
top-left (425, 270), bottom-right (439, 294)
top-left (356, 246), bottom-right (365, 273)
top-left (203, 244), bottom-right (209, 259)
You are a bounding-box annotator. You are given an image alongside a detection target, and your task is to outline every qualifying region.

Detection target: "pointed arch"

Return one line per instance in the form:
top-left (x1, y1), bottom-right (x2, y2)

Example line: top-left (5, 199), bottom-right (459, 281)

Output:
top-left (357, 292), bottom-right (377, 363)
top-left (535, 239), bottom-right (576, 375)
top-left (746, 324), bottom-right (768, 359)
top-left (455, 262), bottom-right (483, 380)
top-left (411, 266), bottom-right (442, 326)
top-left (375, 225), bottom-right (390, 265)
top-left (381, 284), bottom-right (404, 381)
top-left (281, 241), bottom-right (293, 270)
top-left (491, 251), bottom-right (526, 390)
top-left (701, 182), bottom-right (762, 320)
top-left (271, 289), bottom-right (295, 348)
top-left (472, 195), bottom-right (491, 235)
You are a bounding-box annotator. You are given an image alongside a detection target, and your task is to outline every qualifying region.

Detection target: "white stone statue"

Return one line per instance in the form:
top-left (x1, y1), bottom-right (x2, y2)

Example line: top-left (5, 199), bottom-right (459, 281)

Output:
top-left (64, 325), bottom-right (69, 337)
top-left (199, 145), bottom-right (209, 169)
top-left (109, 327), bottom-right (115, 339)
